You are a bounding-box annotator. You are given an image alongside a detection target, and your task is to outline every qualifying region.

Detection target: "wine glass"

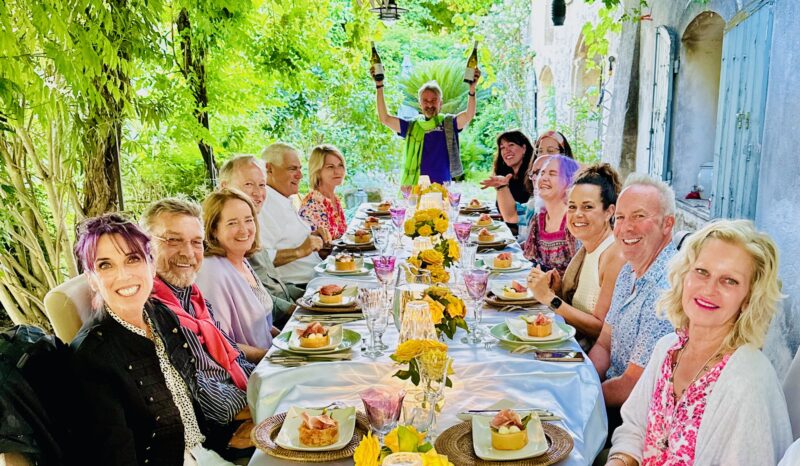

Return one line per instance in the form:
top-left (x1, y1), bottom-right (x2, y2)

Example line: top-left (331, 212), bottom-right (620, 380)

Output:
top-left (372, 256), bottom-right (396, 351)
top-left (400, 185), bottom-right (412, 200)
top-left (390, 206), bottom-right (406, 246)
top-left (359, 287), bottom-right (388, 358)
top-left (371, 225), bottom-right (391, 254)
top-left (461, 268), bottom-right (489, 345)
top-left (453, 221), bottom-right (472, 245)
top-left (360, 387), bottom-right (405, 441)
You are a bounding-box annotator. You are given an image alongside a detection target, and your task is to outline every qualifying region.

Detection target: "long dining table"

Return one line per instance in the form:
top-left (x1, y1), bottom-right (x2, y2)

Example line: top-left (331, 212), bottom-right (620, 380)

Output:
top-left (247, 202), bottom-right (608, 465)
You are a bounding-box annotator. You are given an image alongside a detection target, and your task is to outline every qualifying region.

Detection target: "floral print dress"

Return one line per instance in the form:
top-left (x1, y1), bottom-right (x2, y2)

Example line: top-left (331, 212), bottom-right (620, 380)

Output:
top-left (299, 190), bottom-right (347, 240)
top-left (642, 330), bottom-right (731, 465)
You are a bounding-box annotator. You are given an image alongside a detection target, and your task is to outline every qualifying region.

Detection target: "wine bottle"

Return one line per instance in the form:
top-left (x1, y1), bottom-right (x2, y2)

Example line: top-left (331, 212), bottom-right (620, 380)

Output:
top-left (370, 41), bottom-right (384, 82)
top-left (464, 41), bottom-right (479, 84)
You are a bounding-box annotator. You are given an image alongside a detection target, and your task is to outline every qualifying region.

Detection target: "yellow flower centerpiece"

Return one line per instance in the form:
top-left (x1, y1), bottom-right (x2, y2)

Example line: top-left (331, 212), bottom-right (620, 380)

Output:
top-left (407, 238), bottom-right (459, 285)
top-left (403, 209), bottom-right (448, 239)
top-left (353, 425), bottom-right (455, 466)
top-left (412, 182), bottom-right (448, 201)
top-left (421, 286), bottom-right (467, 340)
top-left (390, 339), bottom-right (452, 387)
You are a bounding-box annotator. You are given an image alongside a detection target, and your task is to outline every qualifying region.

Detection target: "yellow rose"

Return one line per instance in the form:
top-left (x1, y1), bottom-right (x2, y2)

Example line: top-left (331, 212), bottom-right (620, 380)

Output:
top-left (447, 240), bottom-right (460, 260)
top-left (445, 299), bottom-right (465, 318)
top-left (415, 211), bottom-right (430, 223)
top-left (434, 218), bottom-right (448, 233)
top-left (420, 249), bottom-right (444, 265)
top-left (421, 449), bottom-right (454, 466)
top-left (418, 225), bottom-right (433, 236)
top-left (424, 296), bottom-right (445, 324)
top-left (404, 219), bottom-right (416, 235)
top-left (393, 339), bottom-right (423, 362)
top-left (353, 432), bottom-right (381, 466)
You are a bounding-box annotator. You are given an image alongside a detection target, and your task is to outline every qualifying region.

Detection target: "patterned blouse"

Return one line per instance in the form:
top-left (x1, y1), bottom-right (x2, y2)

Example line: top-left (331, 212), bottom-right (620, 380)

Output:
top-left (107, 307), bottom-right (205, 450)
top-left (299, 190), bottom-right (347, 240)
top-left (642, 330), bottom-right (730, 465)
top-left (522, 209), bottom-right (577, 274)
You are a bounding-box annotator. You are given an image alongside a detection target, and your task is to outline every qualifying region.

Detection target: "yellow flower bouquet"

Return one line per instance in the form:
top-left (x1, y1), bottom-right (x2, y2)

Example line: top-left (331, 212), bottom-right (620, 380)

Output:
top-left (406, 238), bottom-right (460, 285)
top-left (412, 182), bottom-right (448, 201)
top-left (403, 209), bottom-right (448, 239)
top-left (421, 286), bottom-right (467, 340)
top-left (353, 426), bottom-right (455, 466)
top-left (390, 339), bottom-right (452, 387)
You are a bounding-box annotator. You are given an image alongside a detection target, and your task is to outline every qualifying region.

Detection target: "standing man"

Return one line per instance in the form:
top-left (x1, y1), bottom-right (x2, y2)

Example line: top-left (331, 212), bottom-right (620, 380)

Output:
top-left (374, 68), bottom-right (480, 186)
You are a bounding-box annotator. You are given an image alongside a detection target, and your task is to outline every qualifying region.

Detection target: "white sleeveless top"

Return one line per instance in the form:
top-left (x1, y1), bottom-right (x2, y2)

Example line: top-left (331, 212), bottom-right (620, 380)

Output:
top-left (571, 234), bottom-right (616, 313)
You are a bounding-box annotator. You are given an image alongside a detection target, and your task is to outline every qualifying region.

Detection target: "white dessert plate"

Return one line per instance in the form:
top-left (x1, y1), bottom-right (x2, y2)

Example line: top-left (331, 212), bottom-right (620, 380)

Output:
top-left (505, 316), bottom-right (573, 343)
top-left (490, 285), bottom-right (534, 301)
top-left (275, 405), bottom-right (357, 451)
top-left (288, 324), bottom-right (343, 351)
top-left (471, 412), bottom-right (548, 460)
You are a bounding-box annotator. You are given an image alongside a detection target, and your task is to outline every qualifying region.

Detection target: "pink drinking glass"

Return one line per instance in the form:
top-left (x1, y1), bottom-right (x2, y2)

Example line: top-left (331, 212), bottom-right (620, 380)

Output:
top-left (462, 268), bottom-right (489, 345)
top-left (390, 207), bottom-right (406, 245)
top-left (400, 186), bottom-right (412, 200)
top-left (448, 191), bottom-right (462, 209)
top-left (373, 255), bottom-right (397, 285)
top-left (453, 221), bottom-right (472, 244)
top-left (360, 387), bottom-right (406, 439)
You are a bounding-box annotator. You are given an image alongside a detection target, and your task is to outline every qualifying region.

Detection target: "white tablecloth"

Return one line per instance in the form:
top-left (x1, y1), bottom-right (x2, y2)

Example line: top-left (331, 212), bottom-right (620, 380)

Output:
top-left (247, 205), bottom-right (607, 465)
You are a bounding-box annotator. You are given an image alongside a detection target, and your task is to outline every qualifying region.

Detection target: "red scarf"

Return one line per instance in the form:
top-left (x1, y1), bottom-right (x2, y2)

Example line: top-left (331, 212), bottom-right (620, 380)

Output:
top-left (151, 276), bottom-right (248, 391)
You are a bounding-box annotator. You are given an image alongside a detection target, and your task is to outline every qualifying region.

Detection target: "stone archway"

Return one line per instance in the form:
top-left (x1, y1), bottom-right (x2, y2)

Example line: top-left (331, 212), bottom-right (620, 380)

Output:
top-left (538, 66), bottom-right (556, 130)
top-left (669, 11), bottom-right (724, 199)
top-left (571, 34), bottom-right (603, 158)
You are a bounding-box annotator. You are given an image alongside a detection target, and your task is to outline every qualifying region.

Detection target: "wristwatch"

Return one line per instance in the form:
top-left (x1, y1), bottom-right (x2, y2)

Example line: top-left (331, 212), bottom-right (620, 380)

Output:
top-left (549, 296), bottom-right (563, 311)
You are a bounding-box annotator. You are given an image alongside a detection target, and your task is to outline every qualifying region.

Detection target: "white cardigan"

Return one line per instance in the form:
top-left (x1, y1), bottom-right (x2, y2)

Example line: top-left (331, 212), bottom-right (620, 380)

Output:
top-left (611, 333), bottom-right (793, 465)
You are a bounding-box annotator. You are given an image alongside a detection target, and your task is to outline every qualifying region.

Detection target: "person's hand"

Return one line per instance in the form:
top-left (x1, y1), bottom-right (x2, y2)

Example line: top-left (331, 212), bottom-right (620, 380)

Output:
top-left (550, 269), bottom-right (563, 295)
top-left (479, 174), bottom-right (512, 190)
top-left (312, 226), bottom-right (331, 245)
top-left (526, 266), bottom-right (555, 304)
top-left (370, 67), bottom-right (383, 86)
top-left (470, 68), bottom-right (482, 91)
top-left (300, 234), bottom-right (324, 256)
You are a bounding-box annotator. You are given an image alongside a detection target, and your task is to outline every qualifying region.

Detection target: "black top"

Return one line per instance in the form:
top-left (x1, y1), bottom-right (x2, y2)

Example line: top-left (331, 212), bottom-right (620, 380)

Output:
top-left (508, 174), bottom-right (531, 204)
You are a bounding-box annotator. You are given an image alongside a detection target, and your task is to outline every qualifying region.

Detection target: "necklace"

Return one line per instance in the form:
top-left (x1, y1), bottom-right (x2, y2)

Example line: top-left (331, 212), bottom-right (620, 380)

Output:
top-left (657, 339), bottom-right (725, 450)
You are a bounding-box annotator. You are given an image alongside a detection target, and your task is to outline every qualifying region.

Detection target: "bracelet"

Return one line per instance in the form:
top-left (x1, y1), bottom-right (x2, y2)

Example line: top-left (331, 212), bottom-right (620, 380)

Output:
top-left (468, 91), bottom-right (476, 96)
top-left (607, 454), bottom-right (635, 466)
top-left (376, 84), bottom-right (384, 89)
top-left (496, 184), bottom-right (509, 191)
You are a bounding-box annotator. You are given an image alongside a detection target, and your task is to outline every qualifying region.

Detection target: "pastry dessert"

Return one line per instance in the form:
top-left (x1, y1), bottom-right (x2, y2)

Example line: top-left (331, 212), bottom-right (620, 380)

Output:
top-left (490, 409), bottom-right (532, 451)
top-left (334, 253), bottom-right (357, 271)
top-left (377, 201), bottom-right (392, 212)
top-left (476, 213), bottom-right (493, 227)
top-left (299, 410), bottom-right (339, 447)
top-left (318, 284), bottom-right (345, 304)
top-left (353, 228), bottom-right (372, 244)
top-left (297, 322), bottom-right (330, 348)
top-left (502, 280), bottom-right (528, 299)
top-left (477, 228), bottom-right (495, 242)
top-left (363, 216), bottom-right (380, 229)
top-left (494, 252), bottom-right (513, 269)
top-left (468, 198), bottom-right (482, 209)
top-left (524, 312), bottom-right (553, 337)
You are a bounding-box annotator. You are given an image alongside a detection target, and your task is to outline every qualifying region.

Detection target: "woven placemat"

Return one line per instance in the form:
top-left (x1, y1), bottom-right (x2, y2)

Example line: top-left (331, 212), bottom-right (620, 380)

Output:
top-left (252, 411), bottom-right (370, 462)
top-left (434, 421), bottom-right (573, 466)
top-left (295, 296), bottom-right (362, 313)
top-left (332, 239), bottom-right (377, 252)
top-left (484, 292), bottom-right (548, 309)
top-left (461, 206), bottom-right (491, 214)
top-left (477, 239), bottom-right (515, 252)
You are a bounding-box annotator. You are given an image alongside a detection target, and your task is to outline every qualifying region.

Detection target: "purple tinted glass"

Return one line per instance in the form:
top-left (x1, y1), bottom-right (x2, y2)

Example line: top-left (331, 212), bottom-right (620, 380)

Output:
top-left (453, 221), bottom-right (472, 243)
top-left (448, 191), bottom-right (462, 208)
top-left (373, 255), bottom-right (396, 284)
top-left (390, 207), bottom-right (406, 229)
top-left (463, 268), bottom-right (489, 301)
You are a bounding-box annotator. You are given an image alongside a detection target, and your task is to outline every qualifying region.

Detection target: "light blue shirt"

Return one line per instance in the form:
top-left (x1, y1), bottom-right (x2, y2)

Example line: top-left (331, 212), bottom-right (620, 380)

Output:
top-left (605, 243), bottom-right (676, 379)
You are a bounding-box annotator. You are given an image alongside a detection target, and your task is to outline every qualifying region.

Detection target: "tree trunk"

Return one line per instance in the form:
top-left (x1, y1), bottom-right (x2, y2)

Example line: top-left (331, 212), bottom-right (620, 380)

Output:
top-left (177, 8), bottom-right (218, 188)
top-left (83, 115), bottom-right (123, 216)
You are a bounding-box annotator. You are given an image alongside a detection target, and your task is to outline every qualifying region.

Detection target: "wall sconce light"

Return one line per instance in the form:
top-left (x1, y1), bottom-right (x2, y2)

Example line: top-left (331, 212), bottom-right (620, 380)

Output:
top-left (552, 0), bottom-right (566, 26)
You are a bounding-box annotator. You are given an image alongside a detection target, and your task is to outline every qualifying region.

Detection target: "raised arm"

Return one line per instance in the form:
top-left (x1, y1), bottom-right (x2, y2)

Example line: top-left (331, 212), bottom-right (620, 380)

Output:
top-left (456, 68), bottom-right (480, 130)
top-left (374, 74), bottom-right (401, 133)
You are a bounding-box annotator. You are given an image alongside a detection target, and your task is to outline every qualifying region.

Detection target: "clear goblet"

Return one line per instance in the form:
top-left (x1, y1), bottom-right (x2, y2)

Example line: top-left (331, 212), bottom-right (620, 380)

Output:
top-left (390, 206), bottom-right (406, 246)
top-left (371, 225), bottom-right (391, 254)
top-left (358, 287), bottom-right (388, 358)
top-left (372, 256), bottom-right (396, 351)
top-left (461, 268), bottom-right (489, 345)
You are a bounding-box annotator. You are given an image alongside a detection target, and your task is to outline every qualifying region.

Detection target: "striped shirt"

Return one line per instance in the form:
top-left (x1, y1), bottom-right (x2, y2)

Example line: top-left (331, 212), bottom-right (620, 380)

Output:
top-left (160, 280), bottom-right (255, 425)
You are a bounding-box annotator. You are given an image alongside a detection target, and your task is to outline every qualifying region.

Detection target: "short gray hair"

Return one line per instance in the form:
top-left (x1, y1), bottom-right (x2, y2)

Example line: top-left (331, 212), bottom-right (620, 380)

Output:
top-left (261, 142), bottom-right (300, 167)
top-left (417, 80), bottom-right (442, 101)
top-left (622, 172), bottom-right (676, 217)
top-left (141, 197), bottom-right (202, 233)
top-left (219, 155), bottom-right (263, 185)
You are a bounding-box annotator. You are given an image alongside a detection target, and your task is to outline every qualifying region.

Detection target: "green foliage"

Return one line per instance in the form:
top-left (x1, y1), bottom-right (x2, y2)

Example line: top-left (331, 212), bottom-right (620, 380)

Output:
top-left (399, 59), bottom-right (473, 114)
top-left (581, 6), bottom-right (623, 72)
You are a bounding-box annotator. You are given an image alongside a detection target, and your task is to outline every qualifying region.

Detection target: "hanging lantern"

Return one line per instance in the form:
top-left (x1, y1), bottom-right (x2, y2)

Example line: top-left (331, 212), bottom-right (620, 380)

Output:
top-left (552, 0), bottom-right (566, 26)
top-left (369, 0), bottom-right (407, 22)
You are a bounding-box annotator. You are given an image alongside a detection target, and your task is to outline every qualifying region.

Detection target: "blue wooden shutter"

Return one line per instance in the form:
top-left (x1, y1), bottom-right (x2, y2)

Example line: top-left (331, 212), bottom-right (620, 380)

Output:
top-left (712, 0), bottom-right (774, 219)
top-left (647, 26), bottom-right (677, 182)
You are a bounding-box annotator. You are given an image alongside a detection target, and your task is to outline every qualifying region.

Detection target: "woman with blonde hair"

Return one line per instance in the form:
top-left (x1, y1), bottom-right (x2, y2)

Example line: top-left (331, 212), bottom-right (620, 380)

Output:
top-left (196, 188), bottom-right (278, 363)
top-left (607, 219), bottom-right (792, 466)
top-left (299, 144), bottom-right (348, 240)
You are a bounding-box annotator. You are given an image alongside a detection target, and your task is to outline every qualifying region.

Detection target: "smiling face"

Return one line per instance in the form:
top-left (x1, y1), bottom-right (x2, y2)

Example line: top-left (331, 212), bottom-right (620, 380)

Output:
top-left (419, 89), bottom-right (442, 119)
top-left (214, 198), bottom-right (257, 258)
top-left (224, 162), bottom-right (267, 213)
top-left (151, 213), bottom-right (204, 288)
top-left (267, 150), bottom-right (303, 197)
top-left (681, 238), bottom-right (754, 331)
top-left (567, 184), bottom-right (614, 243)
top-left (537, 158), bottom-right (568, 202)
top-left (318, 153), bottom-right (346, 190)
top-left (613, 184), bottom-right (674, 274)
top-left (90, 233), bottom-right (154, 316)
top-left (498, 138), bottom-right (527, 172)
top-left (536, 136), bottom-right (562, 156)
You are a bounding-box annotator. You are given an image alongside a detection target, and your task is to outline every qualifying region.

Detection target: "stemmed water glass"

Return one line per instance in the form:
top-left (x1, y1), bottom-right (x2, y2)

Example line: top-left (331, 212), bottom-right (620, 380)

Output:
top-left (461, 268), bottom-right (489, 345)
top-left (358, 287), bottom-right (389, 358)
top-left (453, 221), bottom-right (472, 245)
top-left (448, 190), bottom-right (462, 223)
top-left (371, 225), bottom-right (391, 254)
top-left (372, 256), bottom-right (396, 351)
top-left (360, 386), bottom-right (405, 441)
top-left (389, 206), bottom-right (406, 247)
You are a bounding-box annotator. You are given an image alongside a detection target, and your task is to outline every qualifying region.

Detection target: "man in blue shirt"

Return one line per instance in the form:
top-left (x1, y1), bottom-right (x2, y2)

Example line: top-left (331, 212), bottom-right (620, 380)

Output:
top-left (374, 69), bottom-right (480, 186)
top-left (588, 174), bottom-right (677, 439)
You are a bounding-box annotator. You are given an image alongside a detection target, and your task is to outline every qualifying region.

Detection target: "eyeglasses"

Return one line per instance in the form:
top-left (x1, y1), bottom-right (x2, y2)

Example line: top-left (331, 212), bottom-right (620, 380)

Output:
top-left (535, 147), bottom-right (564, 156)
top-left (153, 235), bottom-right (204, 250)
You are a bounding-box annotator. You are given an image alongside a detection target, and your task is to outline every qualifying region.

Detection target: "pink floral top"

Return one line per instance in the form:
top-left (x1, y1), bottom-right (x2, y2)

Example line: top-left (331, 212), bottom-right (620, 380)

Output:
top-left (299, 190), bottom-right (347, 240)
top-left (642, 330), bottom-right (731, 465)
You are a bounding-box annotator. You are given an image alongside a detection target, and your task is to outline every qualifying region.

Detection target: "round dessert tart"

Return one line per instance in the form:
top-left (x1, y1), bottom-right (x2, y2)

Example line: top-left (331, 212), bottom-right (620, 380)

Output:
top-left (494, 252), bottom-right (513, 269)
top-left (477, 228), bottom-right (495, 242)
top-left (353, 228), bottom-right (372, 244)
top-left (376, 201), bottom-right (392, 212)
top-left (490, 409), bottom-right (532, 451)
top-left (468, 198), bottom-right (482, 208)
top-left (298, 322), bottom-right (331, 348)
top-left (299, 411), bottom-right (339, 447)
top-left (476, 213), bottom-right (493, 227)
top-left (334, 253), bottom-right (357, 271)
top-left (524, 312), bottom-right (553, 337)
top-left (363, 216), bottom-right (381, 229)
top-left (502, 280), bottom-right (528, 299)
top-left (318, 284), bottom-right (345, 304)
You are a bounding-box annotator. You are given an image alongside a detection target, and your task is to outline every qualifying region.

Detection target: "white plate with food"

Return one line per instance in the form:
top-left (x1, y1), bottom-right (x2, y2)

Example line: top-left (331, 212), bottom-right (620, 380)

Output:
top-left (471, 410), bottom-right (548, 461)
top-left (505, 316), bottom-right (574, 343)
top-left (490, 282), bottom-right (534, 301)
top-left (288, 323), bottom-right (343, 351)
top-left (275, 406), bottom-right (357, 451)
